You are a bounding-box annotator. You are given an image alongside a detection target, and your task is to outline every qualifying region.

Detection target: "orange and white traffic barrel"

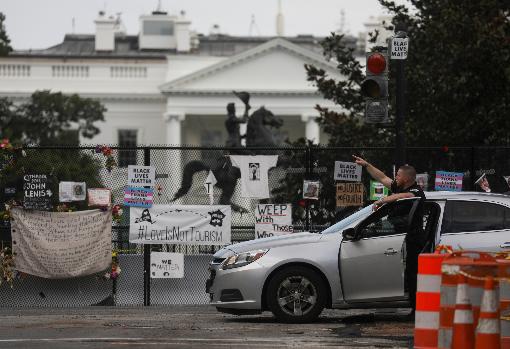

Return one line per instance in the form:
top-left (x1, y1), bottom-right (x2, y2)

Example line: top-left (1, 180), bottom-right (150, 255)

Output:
top-left (452, 274), bottom-right (474, 349)
top-left (496, 256), bottom-right (510, 348)
top-left (439, 251), bottom-right (498, 349)
top-left (475, 276), bottom-right (500, 349)
top-left (415, 252), bottom-right (449, 348)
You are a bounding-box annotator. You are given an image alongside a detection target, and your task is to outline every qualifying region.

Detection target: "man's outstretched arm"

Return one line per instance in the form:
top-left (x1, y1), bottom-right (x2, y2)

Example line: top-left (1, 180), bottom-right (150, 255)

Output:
top-left (352, 155), bottom-right (393, 188)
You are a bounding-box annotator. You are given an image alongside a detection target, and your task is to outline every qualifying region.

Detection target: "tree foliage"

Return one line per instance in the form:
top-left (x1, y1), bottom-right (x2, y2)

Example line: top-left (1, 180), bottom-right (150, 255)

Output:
top-left (0, 13), bottom-right (12, 56)
top-left (0, 90), bottom-right (106, 145)
top-left (306, 0), bottom-right (510, 146)
top-left (0, 91), bottom-right (107, 208)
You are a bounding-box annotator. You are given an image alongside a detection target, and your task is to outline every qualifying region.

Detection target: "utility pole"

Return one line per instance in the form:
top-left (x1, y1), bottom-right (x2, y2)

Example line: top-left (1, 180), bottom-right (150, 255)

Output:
top-left (393, 23), bottom-right (408, 167)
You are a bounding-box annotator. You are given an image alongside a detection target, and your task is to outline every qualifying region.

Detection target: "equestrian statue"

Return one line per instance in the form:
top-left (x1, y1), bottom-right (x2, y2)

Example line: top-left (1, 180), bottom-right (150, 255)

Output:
top-left (172, 91), bottom-right (283, 212)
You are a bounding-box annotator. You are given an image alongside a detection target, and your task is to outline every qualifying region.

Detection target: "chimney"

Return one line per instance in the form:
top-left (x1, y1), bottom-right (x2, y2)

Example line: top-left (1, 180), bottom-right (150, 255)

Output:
top-left (276, 0), bottom-right (284, 36)
top-left (95, 11), bottom-right (116, 51)
top-left (175, 10), bottom-right (191, 52)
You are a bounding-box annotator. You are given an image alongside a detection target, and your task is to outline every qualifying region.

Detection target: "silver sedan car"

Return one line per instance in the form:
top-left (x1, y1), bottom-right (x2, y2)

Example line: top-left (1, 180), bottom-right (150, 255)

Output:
top-left (206, 192), bottom-right (510, 322)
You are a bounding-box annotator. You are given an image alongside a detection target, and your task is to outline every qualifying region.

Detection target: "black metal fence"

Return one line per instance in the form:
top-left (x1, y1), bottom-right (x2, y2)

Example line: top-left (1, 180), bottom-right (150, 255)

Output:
top-left (2, 145), bottom-right (510, 307)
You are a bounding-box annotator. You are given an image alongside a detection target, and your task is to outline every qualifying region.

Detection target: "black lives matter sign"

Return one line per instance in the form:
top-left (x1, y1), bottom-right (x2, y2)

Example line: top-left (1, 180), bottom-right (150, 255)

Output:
top-left (23, 174), bottom-right (52, 210)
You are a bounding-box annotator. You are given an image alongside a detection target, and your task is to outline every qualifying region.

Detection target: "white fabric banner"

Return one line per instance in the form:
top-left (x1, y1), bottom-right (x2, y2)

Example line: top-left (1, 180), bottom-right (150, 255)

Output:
top-left (11, 208), bottom-right (112, 279)
top-left (129, 205), bottom-right (231, 245)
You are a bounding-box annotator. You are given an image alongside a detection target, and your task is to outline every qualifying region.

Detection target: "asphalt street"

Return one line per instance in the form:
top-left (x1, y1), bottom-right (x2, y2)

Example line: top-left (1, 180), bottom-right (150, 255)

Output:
top-left (0, 306), bottom-right (414, 348)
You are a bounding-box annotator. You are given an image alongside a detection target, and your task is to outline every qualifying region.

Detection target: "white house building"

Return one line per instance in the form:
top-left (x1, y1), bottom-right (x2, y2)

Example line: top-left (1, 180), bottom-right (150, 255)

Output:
top-left (0, 9), bottom-right (370, 155)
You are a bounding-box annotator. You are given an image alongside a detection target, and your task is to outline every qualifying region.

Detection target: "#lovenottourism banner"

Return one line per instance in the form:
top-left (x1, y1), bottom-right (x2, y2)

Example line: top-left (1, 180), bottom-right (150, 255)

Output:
top-left (129, 205), bottom-right (231, 245)
top-left (11, 208), bottom-right (112, 279)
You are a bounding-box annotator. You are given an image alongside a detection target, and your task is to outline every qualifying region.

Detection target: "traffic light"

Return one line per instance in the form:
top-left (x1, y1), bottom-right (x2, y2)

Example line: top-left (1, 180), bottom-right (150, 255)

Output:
top-left (361, 49), bottom-right (388, 123)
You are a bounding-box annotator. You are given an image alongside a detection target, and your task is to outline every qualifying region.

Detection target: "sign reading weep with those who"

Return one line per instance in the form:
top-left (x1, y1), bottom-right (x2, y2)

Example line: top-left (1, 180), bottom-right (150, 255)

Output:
top-left (124, 187), bottom-right (154, 208)
top-left (128, 165), bottom-right (156, 187)
top-left (336, 183), bottom-right (364, 207)
top-left (150, 252), bottom-right (184, 278)
top-left (23, 174), bottom-right (52, 210)
top-left (129, 205), bottom-right (231, 245)
top-left (255, 204), bottom-right (293, 239)
top-left (334, 161), bottom-right (362, 182)
top-left (11, 208), bottom-right (112, 279)
top-left (435, 171), bottom-right (463, 192)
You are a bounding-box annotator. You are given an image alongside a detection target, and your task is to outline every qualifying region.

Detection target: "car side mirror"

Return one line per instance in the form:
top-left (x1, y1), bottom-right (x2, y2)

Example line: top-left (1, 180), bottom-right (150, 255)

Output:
top-left (342, 227), bottom-right (357, 241)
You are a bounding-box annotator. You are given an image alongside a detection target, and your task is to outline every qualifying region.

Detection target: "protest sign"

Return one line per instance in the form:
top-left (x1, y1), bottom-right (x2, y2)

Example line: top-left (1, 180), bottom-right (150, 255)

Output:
top-left (336, 183), bottom-right (364, 207)
top-left (23, 174), bottom-right (52, 210)
top-left (416, 173), bottom-right (429, 191)
top-left (88, 188), bottom-right (111, 206)
top-left (59, 182), bottom-right (86, 202)
top-left (255, 204), bottom-right (293, 239)
top-left (334, 161), bottom-right (362, 182)
top-left (303, 180), bottom-right (320, 200)
top-left (124, 187), bottom-right (154, 208)
top-left (129, 205), bottom-right (231, 245)
top-left (11, 208), bottom-right (112, 278)
top-left (435, 171), bottom-right (463, 191)
top-left (369, 181), bottom-right (388, 201)
top-left (127, 165), bottom-right (156, 187)
top-left (150, 252), bottom-right (184, 278)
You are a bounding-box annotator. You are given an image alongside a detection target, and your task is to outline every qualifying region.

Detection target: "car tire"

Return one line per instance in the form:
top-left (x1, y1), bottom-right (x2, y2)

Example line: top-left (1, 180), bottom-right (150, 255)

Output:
top-left (266, 266), bottom-right (327, 323)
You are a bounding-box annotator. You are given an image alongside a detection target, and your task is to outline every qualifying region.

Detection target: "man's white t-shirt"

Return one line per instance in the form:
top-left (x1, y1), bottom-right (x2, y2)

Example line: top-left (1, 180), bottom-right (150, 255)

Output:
top-left (230, 155), bottom-right (278, 198)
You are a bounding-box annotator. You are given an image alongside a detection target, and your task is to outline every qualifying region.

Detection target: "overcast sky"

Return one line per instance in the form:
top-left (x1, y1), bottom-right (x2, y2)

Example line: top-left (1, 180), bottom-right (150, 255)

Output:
top-left (2, 0), bottom-right (393, 50)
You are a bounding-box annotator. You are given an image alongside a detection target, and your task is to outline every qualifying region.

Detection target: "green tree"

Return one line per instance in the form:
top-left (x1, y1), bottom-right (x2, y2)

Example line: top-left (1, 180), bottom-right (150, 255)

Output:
top-left (0, 91), bottom-right (107, 209)
top-left (0, 12), bottom-right (12, 56)
top-left (1, 90), bottom-right (106, 145)
top-left (306, 0), bottom-right (510, 147)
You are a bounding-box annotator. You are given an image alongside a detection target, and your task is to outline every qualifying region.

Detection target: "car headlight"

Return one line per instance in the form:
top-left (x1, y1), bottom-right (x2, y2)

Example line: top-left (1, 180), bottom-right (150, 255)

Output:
top-left (221, 249), bottom-right (269, 270)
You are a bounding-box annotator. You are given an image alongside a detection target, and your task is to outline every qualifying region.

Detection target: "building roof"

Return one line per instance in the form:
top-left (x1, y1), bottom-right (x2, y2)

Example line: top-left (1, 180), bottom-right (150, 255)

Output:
top-left (9, 33), bottom-right (359, 60)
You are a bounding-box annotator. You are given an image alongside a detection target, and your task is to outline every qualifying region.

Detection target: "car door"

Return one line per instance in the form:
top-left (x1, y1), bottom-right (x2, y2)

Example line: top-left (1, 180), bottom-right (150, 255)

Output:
top-left (339, 199), bottom-right (419, 303)
top-left (438, 200), bottom-right (510, 251)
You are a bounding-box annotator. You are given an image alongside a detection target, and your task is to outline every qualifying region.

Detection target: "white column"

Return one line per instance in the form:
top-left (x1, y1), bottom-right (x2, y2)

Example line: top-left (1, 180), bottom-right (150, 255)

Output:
top-left (162, 112), bottom-right (186, 205)
top-left (163, 112), bottom-right (185, 146)
top-left (301, 114), bottom-right (320, 144)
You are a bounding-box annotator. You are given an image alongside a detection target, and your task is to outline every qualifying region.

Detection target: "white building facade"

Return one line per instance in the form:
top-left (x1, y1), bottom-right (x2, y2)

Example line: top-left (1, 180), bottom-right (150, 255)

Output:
top-left (0, 10), bottom-right (366, 153)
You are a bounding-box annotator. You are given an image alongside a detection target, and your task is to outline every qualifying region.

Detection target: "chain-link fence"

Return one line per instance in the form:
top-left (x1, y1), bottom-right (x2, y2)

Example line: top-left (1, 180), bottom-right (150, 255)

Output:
top-left (1, 145), bottom-right (510, 307)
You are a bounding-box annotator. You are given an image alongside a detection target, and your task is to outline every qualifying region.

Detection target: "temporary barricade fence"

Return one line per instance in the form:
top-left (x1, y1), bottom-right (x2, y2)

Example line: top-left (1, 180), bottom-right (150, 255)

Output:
top-left (415, 250), bottom-right (510, 349)
top-left (4, 145), bottom-right (510, 308)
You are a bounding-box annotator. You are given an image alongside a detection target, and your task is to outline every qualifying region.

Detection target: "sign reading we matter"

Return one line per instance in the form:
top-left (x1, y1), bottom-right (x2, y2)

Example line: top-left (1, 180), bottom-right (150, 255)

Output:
top-left (10, 208), bottom-right (112, 279)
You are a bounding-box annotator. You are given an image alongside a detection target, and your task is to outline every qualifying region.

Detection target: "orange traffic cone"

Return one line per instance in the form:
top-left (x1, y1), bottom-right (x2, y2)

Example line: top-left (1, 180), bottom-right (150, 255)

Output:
top-left (452, 274), bottom-right (474, 349)
top-left (475, 276), bottom-right (500, 349)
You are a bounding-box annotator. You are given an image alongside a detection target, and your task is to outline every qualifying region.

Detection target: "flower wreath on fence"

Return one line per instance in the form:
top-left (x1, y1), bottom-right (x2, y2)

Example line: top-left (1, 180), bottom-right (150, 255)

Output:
top-left (0, 141), bottom-right (124, 287)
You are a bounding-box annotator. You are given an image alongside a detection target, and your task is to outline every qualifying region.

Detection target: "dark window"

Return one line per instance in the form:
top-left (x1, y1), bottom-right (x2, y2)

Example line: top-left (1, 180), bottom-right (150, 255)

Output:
top-left (441, 201), bottom-right (510, 235)
top-left (143, 21), bottom-right (174, 35)
top-left (358, 201), bottom-right (413, 239)
top-left (118, 130), bottom-right (137, 167)
top-left (200, 130), bottom-right (223, 161)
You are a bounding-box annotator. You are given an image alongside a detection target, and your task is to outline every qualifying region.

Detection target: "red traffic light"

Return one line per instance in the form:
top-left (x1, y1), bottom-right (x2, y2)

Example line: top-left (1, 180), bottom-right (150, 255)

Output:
top-left (367, 53), bottom-right (386, 75)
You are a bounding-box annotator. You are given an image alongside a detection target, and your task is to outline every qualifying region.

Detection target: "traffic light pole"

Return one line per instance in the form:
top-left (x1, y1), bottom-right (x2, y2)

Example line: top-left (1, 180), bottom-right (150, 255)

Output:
top-left (394, 27), bottom-right (407, 167)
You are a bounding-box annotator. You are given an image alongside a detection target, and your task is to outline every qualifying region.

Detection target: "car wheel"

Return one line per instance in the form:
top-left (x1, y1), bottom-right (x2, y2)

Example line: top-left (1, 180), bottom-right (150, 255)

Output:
top-left (266, 266), bottom-right (327, 323)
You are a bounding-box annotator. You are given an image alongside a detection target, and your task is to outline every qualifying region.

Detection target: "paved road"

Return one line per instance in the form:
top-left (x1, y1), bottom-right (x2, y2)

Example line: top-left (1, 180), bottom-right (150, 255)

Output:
top-left (0, 306), bottom-right (414, 348)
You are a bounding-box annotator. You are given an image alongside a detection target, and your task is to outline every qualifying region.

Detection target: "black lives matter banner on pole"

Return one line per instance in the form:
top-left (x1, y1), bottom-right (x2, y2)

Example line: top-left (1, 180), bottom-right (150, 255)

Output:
top-left (23, 174), bottom-right (52, 210)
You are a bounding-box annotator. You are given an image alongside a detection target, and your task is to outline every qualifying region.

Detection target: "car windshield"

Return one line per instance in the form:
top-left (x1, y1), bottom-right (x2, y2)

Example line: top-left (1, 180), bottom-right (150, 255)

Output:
top-left (320, 205), bottom-right (373, 234)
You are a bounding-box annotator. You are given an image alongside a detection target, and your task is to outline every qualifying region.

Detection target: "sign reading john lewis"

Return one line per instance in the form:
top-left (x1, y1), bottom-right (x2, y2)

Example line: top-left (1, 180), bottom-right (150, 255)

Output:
top-left (23, 174), bottom-right (52, 210)
top-left (334, 161), bottom-right (362, 182)
top-left (129, 205), bottom-right (231, 245)
top-left (255, 204), bottom-right (293, 239)
top-left (127, 165), bottom-right (156, 187)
